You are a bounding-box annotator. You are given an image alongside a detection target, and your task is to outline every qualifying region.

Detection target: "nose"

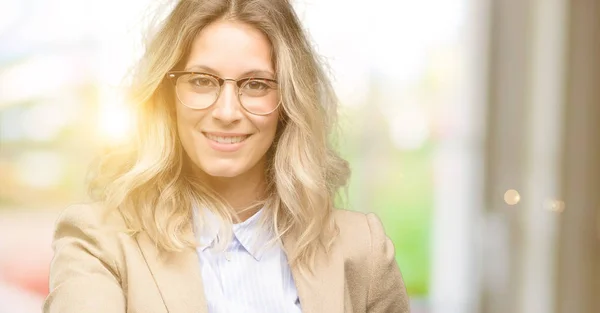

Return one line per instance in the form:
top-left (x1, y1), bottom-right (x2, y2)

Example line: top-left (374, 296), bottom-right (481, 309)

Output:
top-left (211, 80), bottom-right (243, 123)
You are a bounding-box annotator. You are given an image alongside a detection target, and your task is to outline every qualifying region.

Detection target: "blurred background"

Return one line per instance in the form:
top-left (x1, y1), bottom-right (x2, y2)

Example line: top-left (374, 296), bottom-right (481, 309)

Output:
top-left (0, 0), bottom-right (598, 312)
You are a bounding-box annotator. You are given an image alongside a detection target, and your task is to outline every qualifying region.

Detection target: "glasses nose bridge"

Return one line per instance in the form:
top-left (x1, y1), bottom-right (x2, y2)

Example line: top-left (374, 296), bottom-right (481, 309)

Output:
top-left (219, 78), bottom-right (243, 91)
top-left (214, 78), bottom-right (242, 111)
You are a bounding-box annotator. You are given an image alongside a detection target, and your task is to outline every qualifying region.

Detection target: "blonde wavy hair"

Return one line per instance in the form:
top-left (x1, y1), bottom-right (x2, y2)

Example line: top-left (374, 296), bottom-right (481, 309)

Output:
top-left (89, 0), bottom-right (350, 270)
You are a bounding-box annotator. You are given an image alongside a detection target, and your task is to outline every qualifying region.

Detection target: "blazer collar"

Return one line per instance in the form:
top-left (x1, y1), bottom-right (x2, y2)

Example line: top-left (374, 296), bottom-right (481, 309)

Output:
top-left (135, 226), bottom-right (347, 313)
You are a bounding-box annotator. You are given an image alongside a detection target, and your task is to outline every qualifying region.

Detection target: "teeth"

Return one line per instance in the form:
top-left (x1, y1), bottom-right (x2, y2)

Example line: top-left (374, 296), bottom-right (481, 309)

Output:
top-left (205, 133), bottom-right (249, 144)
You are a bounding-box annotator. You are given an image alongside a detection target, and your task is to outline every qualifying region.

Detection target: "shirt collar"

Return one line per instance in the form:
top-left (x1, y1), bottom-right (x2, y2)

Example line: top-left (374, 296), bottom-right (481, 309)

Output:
top-left (194, 208), bottom-right (220, 250)
top-left (194, 207), bottom-right (273, 261)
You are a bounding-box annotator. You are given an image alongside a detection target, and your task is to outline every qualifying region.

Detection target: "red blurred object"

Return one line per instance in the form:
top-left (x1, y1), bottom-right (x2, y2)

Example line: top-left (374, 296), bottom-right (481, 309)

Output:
top-left (2, 260), bottom-right (50, 296)
top-left (0, 211), bottom-right (56, 297)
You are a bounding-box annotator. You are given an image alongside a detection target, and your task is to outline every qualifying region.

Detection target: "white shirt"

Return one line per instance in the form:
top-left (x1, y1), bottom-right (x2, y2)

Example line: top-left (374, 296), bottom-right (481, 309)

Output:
top-left (194, 208), bottom-right (302, 313)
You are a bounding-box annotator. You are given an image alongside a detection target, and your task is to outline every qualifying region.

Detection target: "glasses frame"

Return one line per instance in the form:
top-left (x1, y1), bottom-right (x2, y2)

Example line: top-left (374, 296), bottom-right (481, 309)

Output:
top-left (166, 71), bottom-right (281, 116)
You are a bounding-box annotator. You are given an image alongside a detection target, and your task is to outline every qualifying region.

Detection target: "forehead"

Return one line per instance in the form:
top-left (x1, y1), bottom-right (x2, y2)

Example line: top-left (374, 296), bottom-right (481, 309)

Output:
top-left (184, 20), bottom-right (274, 77)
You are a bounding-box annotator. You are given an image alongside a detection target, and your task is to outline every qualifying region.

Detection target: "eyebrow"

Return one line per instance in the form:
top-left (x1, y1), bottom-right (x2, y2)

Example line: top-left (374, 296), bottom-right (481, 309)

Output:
top-left (184, 64), bottom-right (276, 79)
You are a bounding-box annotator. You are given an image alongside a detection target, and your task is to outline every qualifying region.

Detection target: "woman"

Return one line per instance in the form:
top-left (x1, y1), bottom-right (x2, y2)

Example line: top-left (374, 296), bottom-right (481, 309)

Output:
top-left (44, 0), bottom-right (409, 312)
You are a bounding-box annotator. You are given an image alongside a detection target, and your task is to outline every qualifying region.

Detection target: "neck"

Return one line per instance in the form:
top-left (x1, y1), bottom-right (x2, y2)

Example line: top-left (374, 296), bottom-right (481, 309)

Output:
top-left (193, 160), bottom-right (268, 222)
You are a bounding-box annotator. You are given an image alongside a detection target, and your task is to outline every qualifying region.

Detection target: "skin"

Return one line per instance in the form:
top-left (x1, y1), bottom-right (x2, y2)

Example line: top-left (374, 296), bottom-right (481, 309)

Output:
top-left (175, 20), bottom-right (280, 221)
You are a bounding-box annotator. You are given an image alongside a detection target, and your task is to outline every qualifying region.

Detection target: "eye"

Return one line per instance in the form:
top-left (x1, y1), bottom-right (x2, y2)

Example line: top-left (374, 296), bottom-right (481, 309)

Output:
top-left (243, 79), bottom-right (270, 91)
top-left (188, 75), bottom-right (217, 88)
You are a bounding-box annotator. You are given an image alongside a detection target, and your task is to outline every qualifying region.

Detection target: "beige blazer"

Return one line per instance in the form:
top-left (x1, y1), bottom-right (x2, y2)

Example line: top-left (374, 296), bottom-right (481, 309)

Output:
top-left (44, 203), bottom-right (410, 313)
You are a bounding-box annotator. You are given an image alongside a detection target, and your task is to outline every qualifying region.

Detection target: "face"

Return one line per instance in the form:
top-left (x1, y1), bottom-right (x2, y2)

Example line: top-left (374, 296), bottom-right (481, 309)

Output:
top-left (175, 20), bottom-right (279, 180)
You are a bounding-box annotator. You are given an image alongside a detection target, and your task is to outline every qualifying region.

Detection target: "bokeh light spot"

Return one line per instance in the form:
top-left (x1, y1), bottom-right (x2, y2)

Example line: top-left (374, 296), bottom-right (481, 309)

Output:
top-left (504, 189), bottom-right (521, 205)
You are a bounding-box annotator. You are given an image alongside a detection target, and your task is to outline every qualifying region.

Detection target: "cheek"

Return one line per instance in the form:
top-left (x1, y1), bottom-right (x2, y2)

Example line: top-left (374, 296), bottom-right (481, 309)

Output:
top-left (175, 106), bottom-right (203, 150)
top-left (254, 114), bottom-right (279, 145)
top-left (175, 104), bottom-right (198, 124)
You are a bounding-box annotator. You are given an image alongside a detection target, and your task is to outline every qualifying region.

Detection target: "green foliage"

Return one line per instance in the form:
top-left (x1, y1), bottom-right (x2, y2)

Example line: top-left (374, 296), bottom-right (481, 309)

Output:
top-left (338, 112), bottom-right (433, 297)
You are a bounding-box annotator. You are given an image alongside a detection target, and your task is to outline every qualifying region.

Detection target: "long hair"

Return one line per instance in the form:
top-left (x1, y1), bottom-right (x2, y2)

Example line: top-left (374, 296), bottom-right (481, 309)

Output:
top-left (88, 0), bottom-right (350, 270)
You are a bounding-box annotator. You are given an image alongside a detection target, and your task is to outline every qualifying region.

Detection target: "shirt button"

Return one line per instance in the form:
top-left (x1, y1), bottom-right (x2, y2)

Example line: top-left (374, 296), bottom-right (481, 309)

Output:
top-left (224, 252), bottom-right (232, 261)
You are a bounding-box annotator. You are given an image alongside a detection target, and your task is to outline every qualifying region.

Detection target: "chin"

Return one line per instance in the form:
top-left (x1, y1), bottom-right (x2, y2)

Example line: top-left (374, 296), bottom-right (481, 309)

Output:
top-left (184, 145), bottom-right (270, 181)
top-left (200, 166), bottom-right (243, 178)
top-left (196, 158), bottom-right (249, 178)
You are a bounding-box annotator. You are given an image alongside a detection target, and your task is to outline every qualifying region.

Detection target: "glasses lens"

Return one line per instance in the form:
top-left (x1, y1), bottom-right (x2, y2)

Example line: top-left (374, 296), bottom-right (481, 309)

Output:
top-left (239, 78), bottom-right (280, 115)
top-left (176, 73), bottom-right (219, 109)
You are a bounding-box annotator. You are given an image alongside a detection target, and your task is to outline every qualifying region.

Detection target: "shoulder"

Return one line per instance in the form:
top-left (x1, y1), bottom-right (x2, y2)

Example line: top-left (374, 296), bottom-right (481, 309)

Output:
top-left (332, 209), bottom-right (390, 258)
top-left (333, 209), bottom-right (409, 311)
top-left (52, 202), bottom-right (130, 266)
top-left (333, 208), bottom-right (388, 242)
top-left (46, 203), bottom-right (130, 312)
top-left (55, 202), bottom-right (127, 233)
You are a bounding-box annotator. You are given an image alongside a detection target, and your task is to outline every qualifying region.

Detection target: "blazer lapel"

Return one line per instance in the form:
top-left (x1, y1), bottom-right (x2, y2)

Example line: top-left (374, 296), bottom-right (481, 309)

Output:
top-left (136, 232), bottom-right (208, 313)
top-left (135, 229), bottom-right (347, 313)
top-left (283, 237), bottom-right (346, 313)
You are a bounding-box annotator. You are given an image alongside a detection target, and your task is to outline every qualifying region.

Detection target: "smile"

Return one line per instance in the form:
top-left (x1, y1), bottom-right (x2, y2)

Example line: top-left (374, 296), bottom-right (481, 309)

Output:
top-left (203, 133), bottom-right (251, 144)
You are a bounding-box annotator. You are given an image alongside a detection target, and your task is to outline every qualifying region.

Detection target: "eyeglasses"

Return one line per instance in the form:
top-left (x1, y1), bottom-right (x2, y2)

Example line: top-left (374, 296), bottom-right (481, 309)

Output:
top-left (166, 71), bottom-right (281, 116)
